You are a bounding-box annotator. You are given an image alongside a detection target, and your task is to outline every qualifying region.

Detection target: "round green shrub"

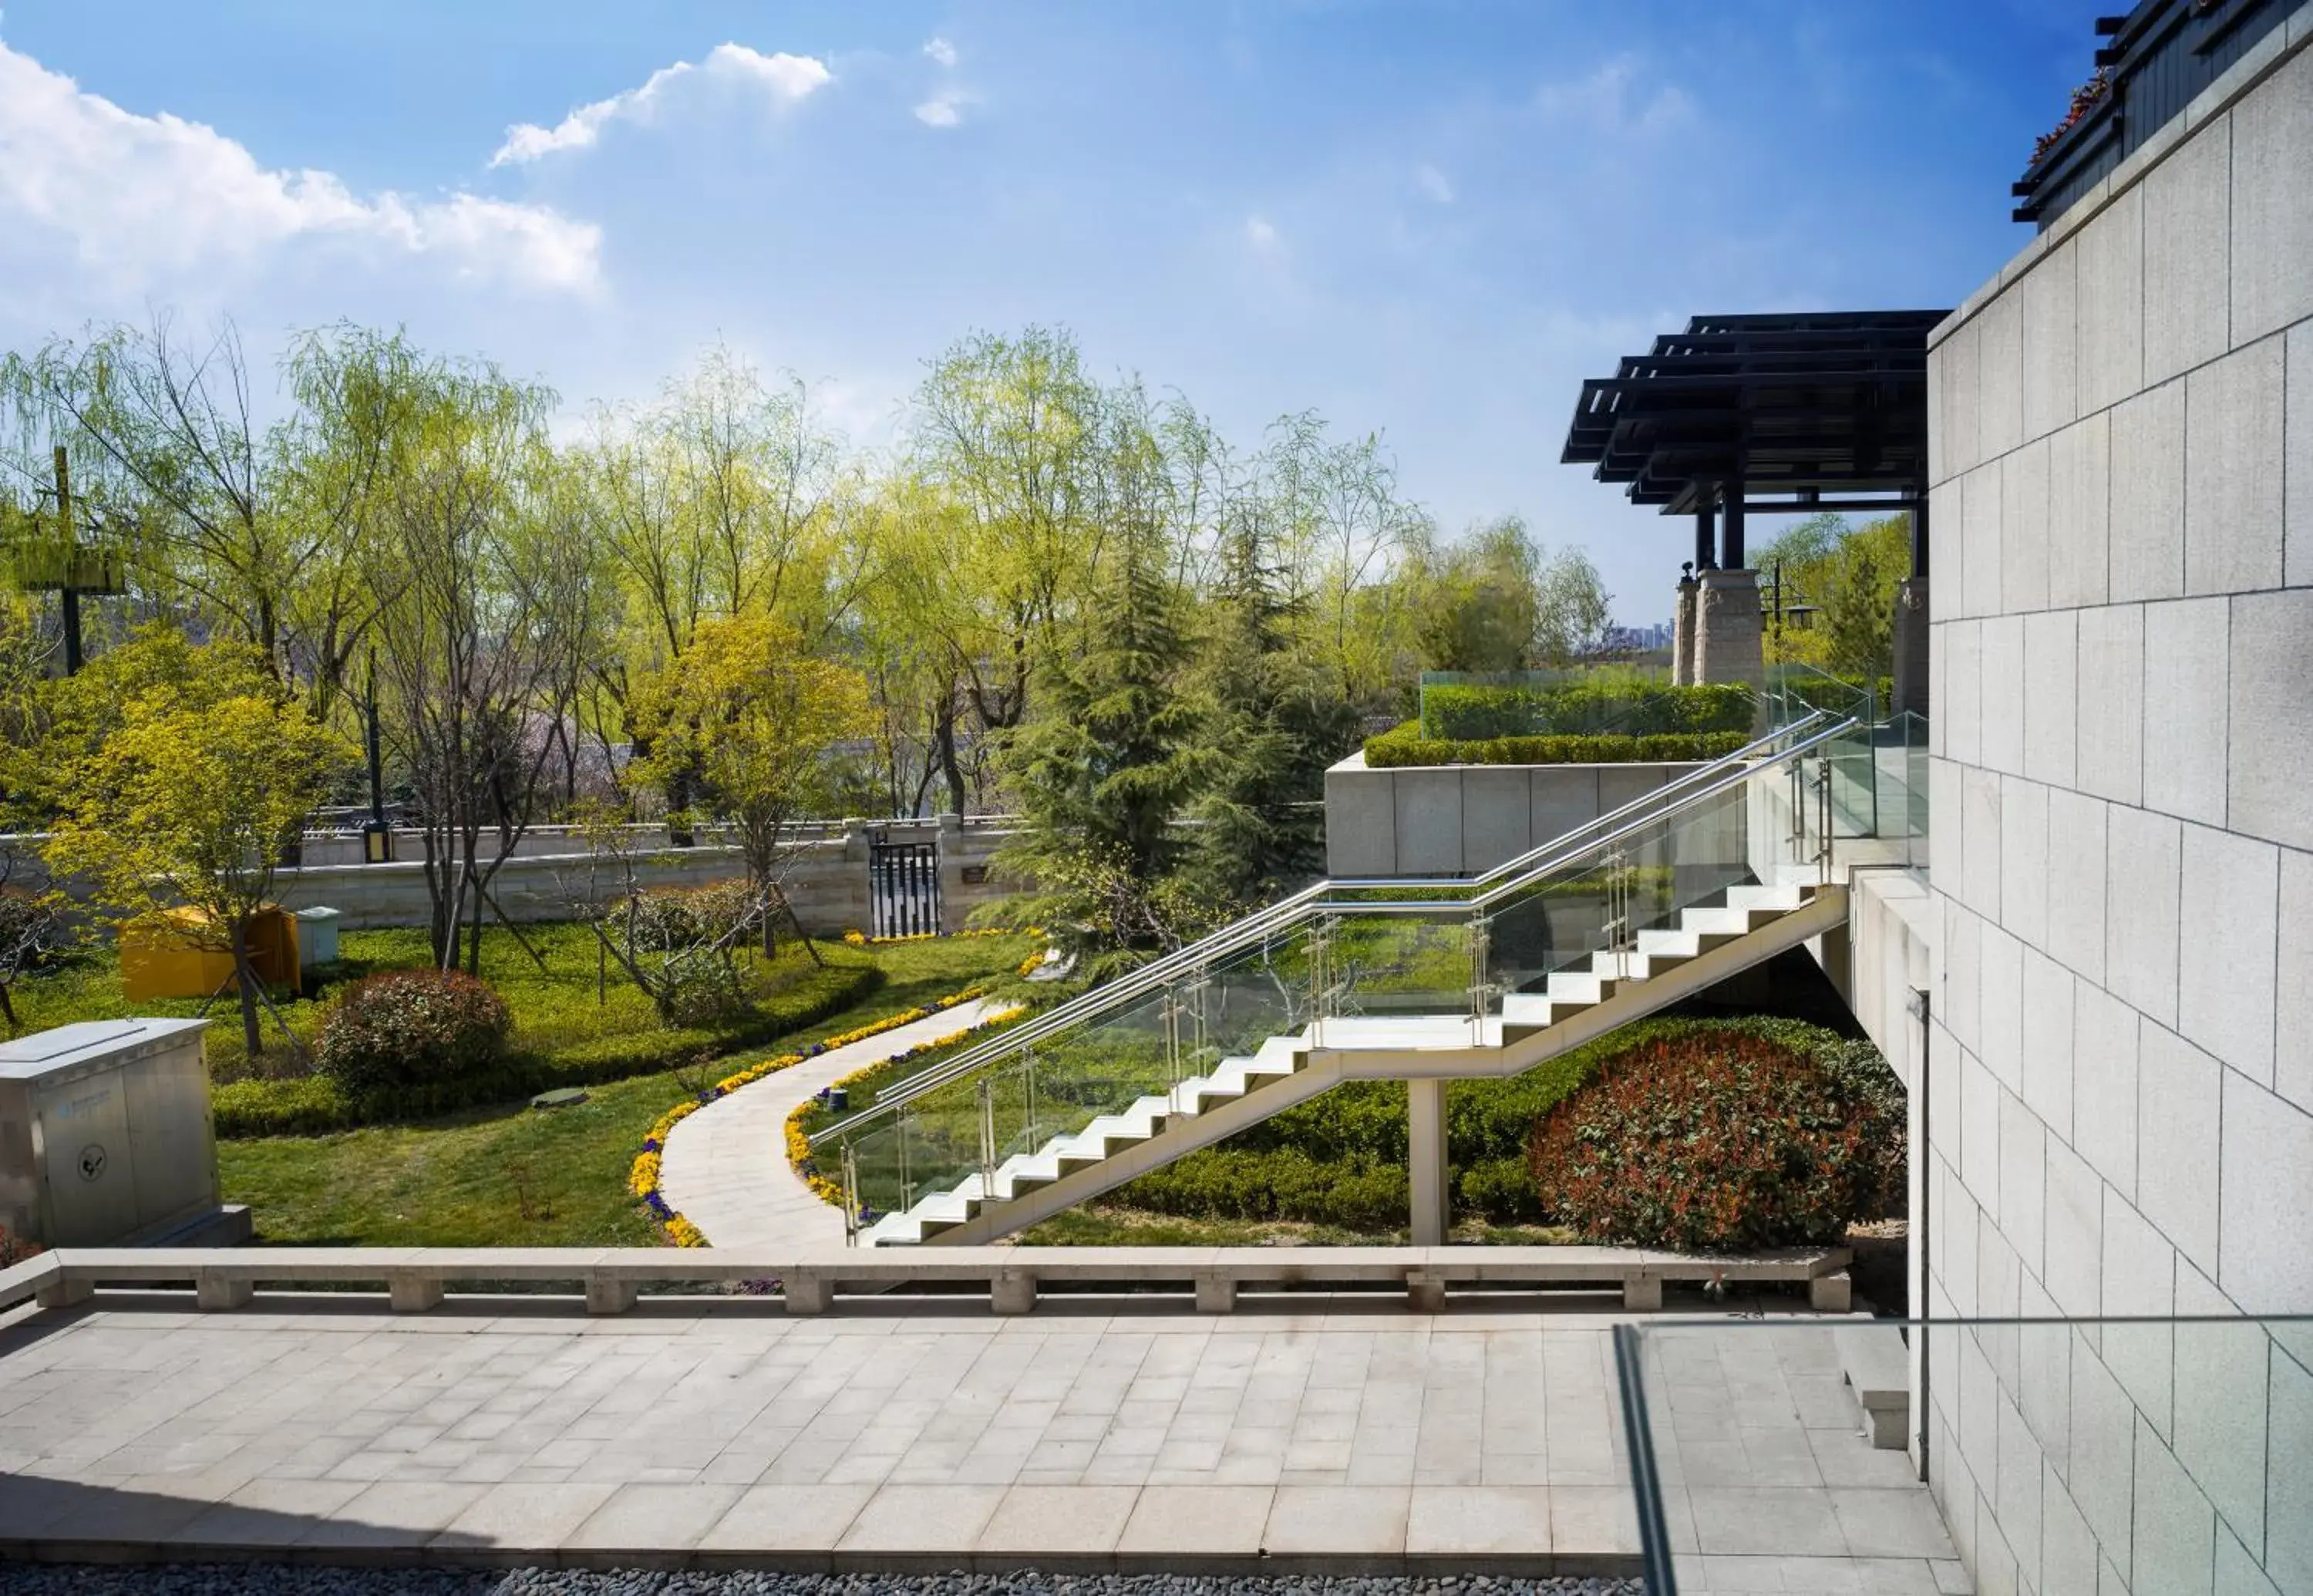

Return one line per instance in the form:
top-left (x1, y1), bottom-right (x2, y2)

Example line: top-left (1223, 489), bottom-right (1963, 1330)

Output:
top-left (1529, 1029), bottom-right (1903, 1251)
top-left (315, 968), bottom-right (513, 1098)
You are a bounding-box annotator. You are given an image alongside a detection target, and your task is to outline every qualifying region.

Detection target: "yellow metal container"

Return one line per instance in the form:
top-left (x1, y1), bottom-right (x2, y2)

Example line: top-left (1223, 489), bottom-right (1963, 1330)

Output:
top-left (119, 907), bottom-right (301, 1002)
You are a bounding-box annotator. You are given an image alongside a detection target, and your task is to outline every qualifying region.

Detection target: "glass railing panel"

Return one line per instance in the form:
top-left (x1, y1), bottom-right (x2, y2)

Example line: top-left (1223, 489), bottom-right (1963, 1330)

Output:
top-left (1479, 775), bottom-right (1763, 1005)
top-left (1764, 662), bottom-right (1874, 732)
top-left (840, 1107), bottom-right (914, 1228)
top-left (1187, 926), bottom-right (1315, 1071)
top-left (1019, 985), bottom-right (1178, 1149)
top-left (1821, 715), bottom-right (1881, 838)
top-left (1618, 1315), bottom-right (2313, 1596)
top-left (1325, 908), bottom-right (1474, 1033)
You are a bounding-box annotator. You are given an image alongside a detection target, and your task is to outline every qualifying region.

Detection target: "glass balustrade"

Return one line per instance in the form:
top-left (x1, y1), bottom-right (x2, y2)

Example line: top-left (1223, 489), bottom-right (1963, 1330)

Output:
top-left (818, 710), bottom-right (1877, 1238)
top-left (1614, 1315), bottom-right (2313, 1595)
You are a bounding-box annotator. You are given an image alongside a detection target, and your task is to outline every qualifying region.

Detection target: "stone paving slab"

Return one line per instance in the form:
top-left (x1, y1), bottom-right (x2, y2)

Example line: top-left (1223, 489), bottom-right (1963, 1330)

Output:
top-left (658, 998), bottom-right (1012, 1252)
top-left (0, 1295), bottom-right (1963, 1584)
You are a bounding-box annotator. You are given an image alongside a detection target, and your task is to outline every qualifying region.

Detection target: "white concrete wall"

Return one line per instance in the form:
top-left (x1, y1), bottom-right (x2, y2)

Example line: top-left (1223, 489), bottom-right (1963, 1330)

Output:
top-left (1922, 24), bottom-right (2313, 1596)
top-left (1322, 753), bottom-right (1709, 877)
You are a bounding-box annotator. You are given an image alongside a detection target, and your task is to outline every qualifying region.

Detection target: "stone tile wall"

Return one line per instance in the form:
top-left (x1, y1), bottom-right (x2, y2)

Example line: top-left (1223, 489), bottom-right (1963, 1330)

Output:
top-left (1921, 22), bottom-right (2313, 1596)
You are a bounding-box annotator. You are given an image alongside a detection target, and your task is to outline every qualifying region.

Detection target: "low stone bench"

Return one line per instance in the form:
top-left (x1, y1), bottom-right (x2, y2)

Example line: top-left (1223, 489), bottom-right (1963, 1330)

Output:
top-left (1835, 1322), bottom-right (1911, 1449)
top-left (7, 1244), bottom-right (1851, 1318)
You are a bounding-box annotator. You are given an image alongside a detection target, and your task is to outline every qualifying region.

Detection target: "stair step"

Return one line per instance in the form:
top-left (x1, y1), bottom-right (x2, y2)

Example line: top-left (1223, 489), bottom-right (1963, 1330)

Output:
top-left (1543, 971), bottom-right (1618, 1005)
top-left (1727, 882), bottom-right (1809, 911)
top-left (860, 878), bottom-right (1826, 1244)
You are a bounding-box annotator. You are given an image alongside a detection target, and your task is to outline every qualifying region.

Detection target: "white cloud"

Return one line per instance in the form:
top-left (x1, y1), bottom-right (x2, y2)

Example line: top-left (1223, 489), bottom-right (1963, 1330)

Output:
top-left (491, 43), bottom-right (832, 166)
top-left (0, 41), bottom-right (601, 296)
top-left (1535, 55), bottom-right (1695, 138)
top-left (914, 93), bottom-right (965, 129)
top-left (1416, 163), bottom-right (1455, 204)
top-left (1244, 214), bottom-right (1281, 251)
top-left (923, 37), bottom-right (958, 69)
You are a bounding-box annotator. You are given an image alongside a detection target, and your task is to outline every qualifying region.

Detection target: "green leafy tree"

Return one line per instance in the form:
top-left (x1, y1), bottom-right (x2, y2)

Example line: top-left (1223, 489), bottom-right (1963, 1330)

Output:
top-left (1410, 517), bottom-right (1540, 672)
top-left (628, 611), bottom-right (873, 957)
top-left (1756, 512), bottom-right (1907, 679)
top-left (1813, 514), bottom-right (1910, 679)
top-left (45, 640), bottom-right (353, 1056)
top-left (1531, 547), bottom-right (1614, 666)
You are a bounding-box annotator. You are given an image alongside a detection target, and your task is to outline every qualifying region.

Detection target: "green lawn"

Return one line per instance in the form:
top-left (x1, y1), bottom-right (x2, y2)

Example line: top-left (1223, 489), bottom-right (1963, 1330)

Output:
top-left (209, 931), bottom-right (1038, 1248)
top-left (12, 921), bottom-right (864, 1084)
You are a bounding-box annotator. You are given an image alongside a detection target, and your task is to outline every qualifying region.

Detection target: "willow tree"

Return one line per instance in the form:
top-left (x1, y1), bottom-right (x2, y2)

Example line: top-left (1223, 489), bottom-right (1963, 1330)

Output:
top-left (369, 367), bottom-right (602, 971)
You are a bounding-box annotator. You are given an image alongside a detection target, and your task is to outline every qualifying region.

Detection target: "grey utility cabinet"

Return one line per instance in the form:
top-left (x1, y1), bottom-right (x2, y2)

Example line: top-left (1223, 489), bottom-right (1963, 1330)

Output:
top-left (0, 1019), bottom-right (217, 1248)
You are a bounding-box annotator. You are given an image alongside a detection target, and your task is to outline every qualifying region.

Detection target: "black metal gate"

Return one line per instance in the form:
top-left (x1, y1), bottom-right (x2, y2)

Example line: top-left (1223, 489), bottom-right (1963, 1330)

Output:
top-left (868, 835), bottom-right (941, 938)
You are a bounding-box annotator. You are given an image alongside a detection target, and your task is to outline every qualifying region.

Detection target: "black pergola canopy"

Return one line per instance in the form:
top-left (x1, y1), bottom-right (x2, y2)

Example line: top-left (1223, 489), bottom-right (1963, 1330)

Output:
top-left (1561, 310), bottom-right (1949, 571)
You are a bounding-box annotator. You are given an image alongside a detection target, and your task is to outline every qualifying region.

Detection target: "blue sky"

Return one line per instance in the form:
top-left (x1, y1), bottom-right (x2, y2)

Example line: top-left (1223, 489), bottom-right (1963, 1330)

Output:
top-left (0, 1), bottom-right (2099, 621)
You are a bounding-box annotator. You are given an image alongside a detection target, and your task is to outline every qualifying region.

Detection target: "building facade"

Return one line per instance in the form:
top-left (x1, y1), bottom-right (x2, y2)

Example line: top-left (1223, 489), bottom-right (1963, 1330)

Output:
top-left (1921, 21), bottom-right (2313, 1594)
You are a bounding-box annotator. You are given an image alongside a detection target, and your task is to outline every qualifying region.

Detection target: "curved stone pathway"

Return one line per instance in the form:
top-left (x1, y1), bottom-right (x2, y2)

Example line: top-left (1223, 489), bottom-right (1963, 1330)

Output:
top-left (658, 998), bottom-right (1012, 1250)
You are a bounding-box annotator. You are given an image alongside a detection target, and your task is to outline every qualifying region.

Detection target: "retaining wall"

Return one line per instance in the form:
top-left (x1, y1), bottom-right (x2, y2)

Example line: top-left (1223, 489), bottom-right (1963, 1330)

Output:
top-left (1322, 752), bottom-right (1710, 878)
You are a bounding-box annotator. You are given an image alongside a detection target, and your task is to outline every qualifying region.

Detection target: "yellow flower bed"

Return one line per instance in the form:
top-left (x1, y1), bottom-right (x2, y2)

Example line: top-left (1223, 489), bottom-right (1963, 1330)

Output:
top-left (783, 1006), bottom-right (1026, 1210)
top-left (628, 981), bottom-right (998, 1247)
top-left (841, 926), bottom-right (1042, 948)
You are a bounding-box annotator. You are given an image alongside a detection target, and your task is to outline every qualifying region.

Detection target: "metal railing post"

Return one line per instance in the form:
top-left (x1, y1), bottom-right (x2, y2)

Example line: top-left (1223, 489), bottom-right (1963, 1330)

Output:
top-left (1308, 916), bottom-right (1338, 1046)
top-left (1814, 761), bottom-right (1833, 884)
top-left (840, 1143), bottom-right (860, 1248)
top-left (1466, 910), bottom-right (1495, 1043)
top-left (977, 1077), bottom-right (997, 1194)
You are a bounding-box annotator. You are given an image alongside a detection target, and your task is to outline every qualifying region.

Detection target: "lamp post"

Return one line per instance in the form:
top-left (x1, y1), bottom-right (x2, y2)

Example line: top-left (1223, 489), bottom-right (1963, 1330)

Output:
top-left (362, 652), bottom-right (393, 864)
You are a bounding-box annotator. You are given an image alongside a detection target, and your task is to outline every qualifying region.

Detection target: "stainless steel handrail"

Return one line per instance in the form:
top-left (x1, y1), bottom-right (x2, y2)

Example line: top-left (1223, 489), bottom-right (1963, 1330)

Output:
top-left (812, 709), bottom-right (1843, 1146)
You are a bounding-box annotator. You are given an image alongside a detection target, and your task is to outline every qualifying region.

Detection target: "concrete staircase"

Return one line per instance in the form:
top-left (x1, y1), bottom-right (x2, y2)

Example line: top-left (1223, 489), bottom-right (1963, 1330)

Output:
top-left (862, 878), bottom-right (1844, 1247)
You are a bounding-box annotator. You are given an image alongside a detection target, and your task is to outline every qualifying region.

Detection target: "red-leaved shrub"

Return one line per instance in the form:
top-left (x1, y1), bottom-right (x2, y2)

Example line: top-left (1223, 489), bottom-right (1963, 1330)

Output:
top-left (315, 969), bottom-right (513, 1097)
top-left (1530, 1030), bottom-right (1902, 1251)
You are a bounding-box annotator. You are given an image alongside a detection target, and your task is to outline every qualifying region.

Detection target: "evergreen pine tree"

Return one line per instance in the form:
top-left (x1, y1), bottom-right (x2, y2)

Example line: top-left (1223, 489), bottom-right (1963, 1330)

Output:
top-left (988, 506), bottom-right (1204, 973)
top-left (1180, 504), bottom-right (1359, 914)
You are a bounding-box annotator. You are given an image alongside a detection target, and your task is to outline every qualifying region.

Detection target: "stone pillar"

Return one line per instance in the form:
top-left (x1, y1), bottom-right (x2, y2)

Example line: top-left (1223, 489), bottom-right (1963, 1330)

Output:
top-left (1892, 577), bottom-right (1931, 718)
top-left (1407, 1078), bottom-right (1449, 1247)
top-left (936, 811), bottom-right (968, 932)
top-left (1693, 567), bottom-right (1765, 693)
top-left (1672, 571), bottom-right (1699, 685)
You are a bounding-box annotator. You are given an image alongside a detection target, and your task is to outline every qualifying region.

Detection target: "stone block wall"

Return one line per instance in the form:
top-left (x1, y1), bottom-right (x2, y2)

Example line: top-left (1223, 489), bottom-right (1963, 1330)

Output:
top-left (5, 820), bottom-right (1020, 940)
top-left (1922, 23), bottom-right (2313, 1596)
top-left (1323, 753), bottom-right (1712, 878)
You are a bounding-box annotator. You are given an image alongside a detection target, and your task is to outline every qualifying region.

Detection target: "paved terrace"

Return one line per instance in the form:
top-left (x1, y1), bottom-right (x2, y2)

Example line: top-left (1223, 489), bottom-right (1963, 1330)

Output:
top-left (0, 1291), bottom-right (1962, 1591)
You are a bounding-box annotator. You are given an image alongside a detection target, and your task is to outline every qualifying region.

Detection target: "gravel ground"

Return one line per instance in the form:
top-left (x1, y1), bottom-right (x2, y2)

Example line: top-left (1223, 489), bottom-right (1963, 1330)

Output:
top-left (0, 1568), bottom-right (1641, 1596)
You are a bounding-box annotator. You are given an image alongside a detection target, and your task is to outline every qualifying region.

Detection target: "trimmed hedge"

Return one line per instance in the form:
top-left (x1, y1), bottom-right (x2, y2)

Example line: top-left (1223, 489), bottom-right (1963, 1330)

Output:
top-left (214, 957), bottom-right (882, 1137)
top-left (1530, 1024), bottom-right (1903, 1250)
top-left (1365, 723), bottom-right (1750, 769)
top-left (1421, 681), bottom-right (1755, 741)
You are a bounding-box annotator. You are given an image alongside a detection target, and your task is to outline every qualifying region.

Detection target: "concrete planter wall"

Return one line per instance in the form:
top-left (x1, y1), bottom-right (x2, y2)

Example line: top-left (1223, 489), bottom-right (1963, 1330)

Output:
top-left (1323, 752), bottom-right (1713, 878)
